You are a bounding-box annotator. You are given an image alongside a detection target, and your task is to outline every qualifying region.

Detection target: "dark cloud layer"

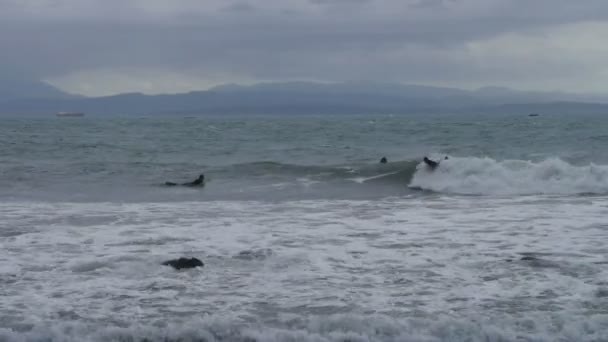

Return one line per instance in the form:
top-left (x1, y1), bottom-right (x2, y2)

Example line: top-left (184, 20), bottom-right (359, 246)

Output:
top-left (1, 0), bottom-right (608, 95)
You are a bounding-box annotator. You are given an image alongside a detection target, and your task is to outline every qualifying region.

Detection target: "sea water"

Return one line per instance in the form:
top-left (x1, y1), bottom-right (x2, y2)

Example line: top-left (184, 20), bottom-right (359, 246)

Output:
top-left (1, 114), bottom-right (608, 341)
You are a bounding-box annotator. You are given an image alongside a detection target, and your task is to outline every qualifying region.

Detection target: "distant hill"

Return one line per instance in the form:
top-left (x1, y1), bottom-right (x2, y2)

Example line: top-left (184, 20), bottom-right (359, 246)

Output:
top-left (480, 102), bottom-right (608, 115)
top-left (0, 80), bottom-right (79, 102)
top-left (1, 81), bottom-right (608, 115)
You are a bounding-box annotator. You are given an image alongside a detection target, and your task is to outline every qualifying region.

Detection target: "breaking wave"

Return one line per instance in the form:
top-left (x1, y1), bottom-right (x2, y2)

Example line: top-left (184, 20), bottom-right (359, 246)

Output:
top-left (7, 156), bottom-right (608, 201)
top-left (409, 156), bottom-right (608, 195)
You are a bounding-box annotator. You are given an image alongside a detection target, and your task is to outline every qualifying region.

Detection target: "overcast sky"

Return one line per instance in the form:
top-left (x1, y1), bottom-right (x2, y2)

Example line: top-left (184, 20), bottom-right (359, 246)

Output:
top-left (2, 0), bottom-right (608, 96)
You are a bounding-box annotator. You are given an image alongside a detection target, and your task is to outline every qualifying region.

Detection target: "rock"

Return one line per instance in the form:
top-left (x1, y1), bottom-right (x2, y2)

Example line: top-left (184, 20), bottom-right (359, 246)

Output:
top-left (162, 257), bottom-right (204, 270)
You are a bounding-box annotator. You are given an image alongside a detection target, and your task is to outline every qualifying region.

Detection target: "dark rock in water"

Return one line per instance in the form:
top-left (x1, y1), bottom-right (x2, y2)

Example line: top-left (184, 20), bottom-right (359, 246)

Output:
top-left (233, 248), bottom-right (273, 261)
top-left (162, 257), bottom-right (204, 270)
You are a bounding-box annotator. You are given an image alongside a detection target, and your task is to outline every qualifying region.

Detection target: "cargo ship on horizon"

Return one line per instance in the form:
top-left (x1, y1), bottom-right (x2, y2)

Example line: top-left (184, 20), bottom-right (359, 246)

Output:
top-left (56, 112), bottom-right (84, 117)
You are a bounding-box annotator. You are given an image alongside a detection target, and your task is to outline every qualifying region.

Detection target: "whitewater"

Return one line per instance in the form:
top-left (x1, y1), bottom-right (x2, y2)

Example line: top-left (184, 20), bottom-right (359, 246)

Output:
top-left (1, 114), bottom-right (608, 341)
top-left (410, 156), bottom-right (608, 195)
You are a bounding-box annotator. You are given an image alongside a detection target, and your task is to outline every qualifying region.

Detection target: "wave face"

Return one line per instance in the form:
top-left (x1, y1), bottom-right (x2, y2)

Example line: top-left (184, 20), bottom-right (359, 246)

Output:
top-left (213, 160), bottom-right (419, 183)
top-left (409, 156), bottom-right (608, 195)
top-left (0, 159), bottom-right (423, 202)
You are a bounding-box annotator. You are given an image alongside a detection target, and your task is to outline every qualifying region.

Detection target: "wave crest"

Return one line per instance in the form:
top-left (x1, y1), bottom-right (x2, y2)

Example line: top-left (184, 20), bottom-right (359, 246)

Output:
top-left (409, 156), bottom-right (608, 195)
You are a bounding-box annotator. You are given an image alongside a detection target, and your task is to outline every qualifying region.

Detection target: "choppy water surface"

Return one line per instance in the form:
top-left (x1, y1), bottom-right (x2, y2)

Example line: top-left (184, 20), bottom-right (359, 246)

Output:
top-left (1, 114), bottom-right (608, 341)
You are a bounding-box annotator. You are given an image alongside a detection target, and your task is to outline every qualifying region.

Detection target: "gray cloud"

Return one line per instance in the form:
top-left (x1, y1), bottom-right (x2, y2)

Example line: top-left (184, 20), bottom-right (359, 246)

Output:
top-left (409, 0), bottom-right (454, 9)
top-left (2, 0), bottom-right (608, 95)
top-left (222, 2), bottom-right (256, 13)
top-left (309, 0), bottom-right (371, 5)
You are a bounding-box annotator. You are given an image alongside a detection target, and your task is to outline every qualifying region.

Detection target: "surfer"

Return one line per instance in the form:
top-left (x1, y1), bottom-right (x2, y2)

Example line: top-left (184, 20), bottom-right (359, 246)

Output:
top-left (423, 156), bottom-right (448, 170)
top-left (165, 174), bottom-right (205, 187)
top-left (380, 157), bottom-right (387, 164)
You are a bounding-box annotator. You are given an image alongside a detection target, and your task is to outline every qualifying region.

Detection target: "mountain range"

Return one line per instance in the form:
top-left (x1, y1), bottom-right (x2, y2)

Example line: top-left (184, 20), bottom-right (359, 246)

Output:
top-left (2, 81), bottom-right (608, 115)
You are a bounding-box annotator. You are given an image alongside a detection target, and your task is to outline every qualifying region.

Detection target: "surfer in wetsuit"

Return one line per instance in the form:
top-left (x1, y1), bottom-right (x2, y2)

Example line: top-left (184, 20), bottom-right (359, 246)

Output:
top-left (380, 157), bottom-right (387, 164)
top-left (165, 174), bottom-right (205, 187)
top-left (423, 156), bottom-right (448, 170)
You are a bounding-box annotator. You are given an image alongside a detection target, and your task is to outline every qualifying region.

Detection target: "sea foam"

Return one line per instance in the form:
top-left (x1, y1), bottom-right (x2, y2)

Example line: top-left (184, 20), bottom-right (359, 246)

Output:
top-left (410, 156), bottom-right (608, 195)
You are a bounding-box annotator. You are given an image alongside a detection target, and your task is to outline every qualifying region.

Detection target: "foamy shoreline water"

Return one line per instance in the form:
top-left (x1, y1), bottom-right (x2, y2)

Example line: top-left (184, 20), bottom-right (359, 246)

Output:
top-left (2, 197), bottom-right (608, 341)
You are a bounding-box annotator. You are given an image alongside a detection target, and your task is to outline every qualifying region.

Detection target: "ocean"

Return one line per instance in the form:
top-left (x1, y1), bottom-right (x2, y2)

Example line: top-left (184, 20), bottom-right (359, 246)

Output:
top-left (1, 113), bottom-right (608, 341)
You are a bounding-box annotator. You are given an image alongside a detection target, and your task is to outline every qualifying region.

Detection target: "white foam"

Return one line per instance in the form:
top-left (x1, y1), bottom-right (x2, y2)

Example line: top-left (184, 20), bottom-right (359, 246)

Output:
top-left (1, 197), bottom-right (608, 340)
top-left (349, 171), bottom-right (400, 184)
top-left (0, 313), bottom-right (607, 341)
top-left (409, 156), bottom-right (608, 195)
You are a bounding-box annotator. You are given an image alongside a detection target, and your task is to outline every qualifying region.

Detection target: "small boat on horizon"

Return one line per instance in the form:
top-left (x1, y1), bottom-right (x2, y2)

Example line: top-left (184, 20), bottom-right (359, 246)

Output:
top-left (56, 112), bottom-right (84, 117)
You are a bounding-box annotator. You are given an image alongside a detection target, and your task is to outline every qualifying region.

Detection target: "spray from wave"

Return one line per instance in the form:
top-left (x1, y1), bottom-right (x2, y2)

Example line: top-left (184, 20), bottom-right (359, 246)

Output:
top-left (409, 156), bottom-right (608, 195)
